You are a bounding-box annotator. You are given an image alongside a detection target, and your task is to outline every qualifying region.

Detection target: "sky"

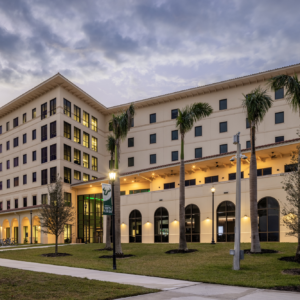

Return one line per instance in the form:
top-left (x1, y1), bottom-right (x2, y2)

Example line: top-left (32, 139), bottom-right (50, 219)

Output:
top-left (0, 0), bottom-right (299, 108)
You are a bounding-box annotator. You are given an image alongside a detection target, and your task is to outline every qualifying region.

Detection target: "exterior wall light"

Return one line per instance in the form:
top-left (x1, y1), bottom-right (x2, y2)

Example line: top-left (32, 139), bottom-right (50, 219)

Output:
top-left (244, 215), bottom-right (248, 219)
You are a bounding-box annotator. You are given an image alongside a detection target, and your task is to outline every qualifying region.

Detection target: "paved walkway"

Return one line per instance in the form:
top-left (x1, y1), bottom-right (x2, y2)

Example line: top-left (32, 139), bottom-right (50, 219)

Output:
top-left (0, 244), bottom-right (71, 252)
top-left (0, 258), bottom-right (298, 299)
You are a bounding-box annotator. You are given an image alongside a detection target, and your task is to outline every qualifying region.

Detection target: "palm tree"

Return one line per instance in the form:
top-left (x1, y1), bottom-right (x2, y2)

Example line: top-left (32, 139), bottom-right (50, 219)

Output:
top-left (269, 74), bottom-right (300, 259)
top-left (176, 103), bottom-right (213, 250)
top-left (104, 134), bottom-right (116, 250)
top-left (111, 104), bottom-right (135, 254)
top-left (242, 86), bottom-right (273, 253)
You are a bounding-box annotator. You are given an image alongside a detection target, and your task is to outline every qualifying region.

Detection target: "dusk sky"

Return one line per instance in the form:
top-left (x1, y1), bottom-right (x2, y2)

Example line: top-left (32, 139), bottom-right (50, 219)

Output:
top-left (0, 0), bottom-right (299, 108)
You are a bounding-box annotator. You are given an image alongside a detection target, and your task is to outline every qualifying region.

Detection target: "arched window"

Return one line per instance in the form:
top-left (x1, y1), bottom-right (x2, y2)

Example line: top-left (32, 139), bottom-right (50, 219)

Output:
top-left (217, 201), bottom-right (235, 242)
top-left (129, 210), bottom-right (142, 243)
top-left (154, 207), bottom-right (169, 243)
top-left (258, 197), bottom-right (279, 242)
top-left (185, 204), bottom-right (200, 242)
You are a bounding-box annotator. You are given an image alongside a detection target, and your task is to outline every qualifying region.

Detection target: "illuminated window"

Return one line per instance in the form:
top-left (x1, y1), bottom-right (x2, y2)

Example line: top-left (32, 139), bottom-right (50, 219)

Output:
top-left (74, 170), bottom-right (81, 180)
top-left (83, 111), bottom-right (89, 127)
top-left (74, 127), bottom-right (81, 144)
top-left (83, 173), bottom-right (89, 181)
top-left (74, 105), bottom-right (81, 122)
top-left (83, 153), bottom-right (89, 168)
top-left (74, 149), bottom-right (81, 165)
top-left (92, 116), bottom-right (97, 132)
top-left (92, 136), bottom-right (98, 151)
top-left (64, 99), bottom-right (71, 117)
top-left (92, 156), bottom-right (98, 171)
top-left (83, 132), bottom-right (89, 148)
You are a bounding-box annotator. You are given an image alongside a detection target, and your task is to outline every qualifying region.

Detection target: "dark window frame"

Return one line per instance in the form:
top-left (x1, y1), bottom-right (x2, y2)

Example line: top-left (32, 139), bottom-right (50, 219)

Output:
top-left (150, 113), bottom-right (156, 124)
top-left (219, 121), bottom-right (227, 133)
top-left (128, 157), bottom-right (134, 167)
top-left (219, 99), bottom-right (227, 110)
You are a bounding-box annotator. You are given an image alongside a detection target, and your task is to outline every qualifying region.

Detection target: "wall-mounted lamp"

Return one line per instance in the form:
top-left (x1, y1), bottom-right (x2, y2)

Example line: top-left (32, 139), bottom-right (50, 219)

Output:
top-left (174, 219), bottom-right (177, 222)
top-left (222, 177), bottom-right (224, 179)
top-left (277, 169), bottom-right (280, 171)
top-left (122, 222), bottom-right (125, 225)
top-left (146, 221), bottom-right (150, 224)
top-left (244, 215), bottom-right (248, 219)
top-left (159, 186), bottom-right (160, 189)
top-left (178, 183), bottom-right (180, 185)
top-left (199, 181), bottom-right (201, 183)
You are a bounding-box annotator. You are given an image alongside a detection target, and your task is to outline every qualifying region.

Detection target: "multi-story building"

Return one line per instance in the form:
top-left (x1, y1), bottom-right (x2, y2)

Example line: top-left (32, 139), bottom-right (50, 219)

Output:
top-left (1, 64), bottom-right (300, 245)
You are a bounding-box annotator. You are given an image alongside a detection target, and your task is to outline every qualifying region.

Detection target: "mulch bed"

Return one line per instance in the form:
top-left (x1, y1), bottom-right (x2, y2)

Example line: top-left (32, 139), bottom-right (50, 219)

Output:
top-left (99, 254), bottom-right (135, 259)
top-left (41, 253), bottom-right (72, 257)
top-left (271, 286), bottom-right (300, 292)
top-left (96, 248), bottom-right (113, 251)
top-left (279, 256), bottom-right (300, 264)
top-left (165, 249), bottom-right (198, 254)
top-left (244, 249), bottom-right (278, 254)
top-left (282, 269), bottom-right (300, 276)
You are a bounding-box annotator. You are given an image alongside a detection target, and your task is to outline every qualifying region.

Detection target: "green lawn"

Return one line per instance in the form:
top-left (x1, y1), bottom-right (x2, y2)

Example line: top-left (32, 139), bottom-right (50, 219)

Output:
top-left (0, 266), bottom-right (155, 300)
top-left (0, 243), bottom-right (299, 289)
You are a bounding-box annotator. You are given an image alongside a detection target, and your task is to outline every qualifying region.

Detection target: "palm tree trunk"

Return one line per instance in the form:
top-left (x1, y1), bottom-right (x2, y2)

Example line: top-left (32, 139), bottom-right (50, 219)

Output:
top-left (179, 134), bottom-right (188, 250)
top-left (296, 149), bottom-right (300, 261)
top-left (105, 215), bottom-right (112, 249)
top-left (250, 125), bottom-right (261, 253)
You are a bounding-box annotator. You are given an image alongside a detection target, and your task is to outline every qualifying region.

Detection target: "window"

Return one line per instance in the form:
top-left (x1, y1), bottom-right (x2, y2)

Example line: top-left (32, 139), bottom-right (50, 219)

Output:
top-left (32, 172), bottom-right (37, 182)
top-left (246, 118), bottom-right (250, 129)
top-left (23, 154), bottom-right (27, 164)
top-left (41, 125), bottom-right (47, 141)
top-left (64, 99), bottom-right (71, 117)
top-left (128, 137), bottom-right (134, 147)
top-left (150, 134), bottom-right (156, 144)
top-left (41, 103), bottom-right (47, 120)
top-left (0, 163), bottom-right (2, 171)
top-left (128, 157), bottom-right (134, 167)
top-left (42, 194), bottom-right (48, 205)
top-left (0, 126), bottom-right (1, 134)
top-left (7, 179), bottom-right (10, 189)
top-left (13, 117), bottom-right (18, 128)
top-left (7, 200), bottom-right (10, 210)
top-left (92, 137), bottom-right (98, 151)
top-left (83, 132), bottom-right (89, 148)
top-left (83, 173), bottom-right (89, 181)
top-left (14, 177), bottom-right (19, 187)
top-left (41, 147), bottom-right (47, 163)
top-left (32, 151), bottom-right (36, 161)
top-left (23, 133), bottom-right (27, 144)
top-left (217, 201), bottom-right (235, 242)
top-left (164, 182), bottom-right (175, 189)
top-left (220, 144), bottom-right (228, 154)
top-left (185, 179), bottom-right (196, 186)
top-left (50, 98), bottom-right (56, 116)
top-left (50, 167), bottom-right (57, 183)
top-left (275, 88), bottom-right (284, 100)
top-left (23, 113), bottom-right (27, 123)
top-left (0, 144), bottom-right (1, 153)
top-left (32, 129), bottom-right (36, 140)
top-left (257, 168), bottom-right (272, 176)
top-left (219, 99), bottom-right (227, 110)
top-left (150, 113), bottom-right (156, 123)
top-left (50, 144), bottom-right (57, 161)
top-left (229, 172), bottom-right (244, 180)
top-left (205, 176), bottom-right (218, 183)
top-left (13, 157), bottom-right (19, 167)
top-left (64, 122), bottom-right (71, 139)
top-left (6, 122), bottom-right (9, 131)
top-left (83, 111), bottom-right (89, 127)
top-left (15, 199), bottom-right (18, 209)
top-left (219, 122), bottom-right (227, 133)
top-left (64, 167), bottom-right (71, 184)
top-left (171, 109), bottom-right (178, 119)
top-left (7, 160), bottom-right (10, 169)
top-left (92, 176), bottom-right (97, 180)
top-left (74, 127), bottom-right (81, 144)
top-left (129, 189), bottom-right (150, 194)
top-left (171, 130), bottom-right (178, 140)
top-left (74, 105), bottom-right (81, 122)
top-left (13, 137), bottom-right (19, 147)
top-left (195, 126), bottom-right (202, 137)
top-left (6, 141), bottom-right (9, 150)
top-left (109, 122), bottom-right (113, 131)
top-left (150, 154), bottom-right (156, 164)
top-left (83, 153), bottom-right (89, 168)
top-left (0, 202), bottom-right (2, 210)
top-left (172, 151), bottom-right (178, 161)
top-left (195, 148), bottom-right (202, 158)
top-left (275, 112), bottom-right (284, 124)
top-left (64, 192), bottom-right (71, 206)
top-left (64, 144), bottom-right (71, 162)
top-left (275, 136), bottom-right (284, 143)
top-left (74, 149), bottom-right (81, 165)
top-left (92, 116), bottom-right (98, 132)
top-left (50, 121), bottom-right (56, 138)
top-left (23, 197), bottom-right (27, 207)
top-left (33, 196), bottom-right (37, 206)
top-left (129, 210), bottom-right (142, 243)
top-left (185, 204), bottom-right (200, 242)
top-left (41, 169), bottom-right (47, 185)
top-left (74, 170), bottom-right (81, 180)
top-left (32, 108), bottom-right (36, 119)
top-left (131, 118), bottom-right (134, 127)
top-left (285, 164), bottom-right (298, 173)
top-left (92, 156), bottom-right (98, 171)
top-left (246, 141), bottom-right (251, 148)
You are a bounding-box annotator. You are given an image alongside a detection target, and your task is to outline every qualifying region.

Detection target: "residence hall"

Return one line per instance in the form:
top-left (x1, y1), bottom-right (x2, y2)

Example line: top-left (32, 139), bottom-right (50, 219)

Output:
top-left (0, 64), bottom-right (300, 245)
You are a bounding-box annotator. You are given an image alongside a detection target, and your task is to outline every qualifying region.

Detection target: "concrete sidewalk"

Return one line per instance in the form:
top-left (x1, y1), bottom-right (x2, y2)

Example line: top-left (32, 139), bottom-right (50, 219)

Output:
top-left (0, 258), bottom-right (298, 299)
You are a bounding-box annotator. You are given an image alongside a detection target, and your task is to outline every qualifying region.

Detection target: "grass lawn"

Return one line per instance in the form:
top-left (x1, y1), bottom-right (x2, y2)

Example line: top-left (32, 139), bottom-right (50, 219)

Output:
top-left (0, 266), bottom-right (156, 300)
top-left (0, 242), bottom-right (299, 289)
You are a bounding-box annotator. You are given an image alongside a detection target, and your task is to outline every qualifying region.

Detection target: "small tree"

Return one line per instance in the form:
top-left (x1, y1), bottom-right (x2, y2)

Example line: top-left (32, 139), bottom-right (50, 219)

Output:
top-left (39, 175), bottom-right (74, 255)
top-left (282, 143), bottom-right (300, 261)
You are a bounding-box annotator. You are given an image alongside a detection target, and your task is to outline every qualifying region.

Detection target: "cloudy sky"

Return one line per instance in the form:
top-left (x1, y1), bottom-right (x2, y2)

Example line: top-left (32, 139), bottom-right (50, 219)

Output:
top-left (0, 0), bottom-right (299, 108)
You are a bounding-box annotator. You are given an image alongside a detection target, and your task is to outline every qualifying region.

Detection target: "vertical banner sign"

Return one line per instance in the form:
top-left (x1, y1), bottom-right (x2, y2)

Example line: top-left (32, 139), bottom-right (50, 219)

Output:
top-left (102, 183), bottom-right (113, 215)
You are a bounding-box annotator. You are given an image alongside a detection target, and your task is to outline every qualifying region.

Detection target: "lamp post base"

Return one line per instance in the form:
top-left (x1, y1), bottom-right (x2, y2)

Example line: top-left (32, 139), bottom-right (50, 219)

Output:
top-left (211, 241), bottom-right (216, 244)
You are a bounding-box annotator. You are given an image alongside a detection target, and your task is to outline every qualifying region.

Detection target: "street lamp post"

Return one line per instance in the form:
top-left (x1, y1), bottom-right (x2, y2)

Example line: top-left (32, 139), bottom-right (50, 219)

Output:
top-left (211, 187), bottom-right (216, 244)
top-left (109, 171), bottom-right (117, 270)
top-left (30, 210), bottom-right (33, 244)
top-left (84, 203), bottom-right (87, 244)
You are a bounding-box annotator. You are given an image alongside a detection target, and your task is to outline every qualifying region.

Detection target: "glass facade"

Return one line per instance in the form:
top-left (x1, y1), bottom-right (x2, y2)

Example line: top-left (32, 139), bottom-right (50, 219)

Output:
top-left (185, 204), bottom-right (200, 242)
top-left (217, 201), bottom-right (235, 242)
top-left (77, 194), bottom-right (103, 243)
top-left (129, 210), bottom-right (142, 243)
top-left (154, 207), bottom-right (169, 243)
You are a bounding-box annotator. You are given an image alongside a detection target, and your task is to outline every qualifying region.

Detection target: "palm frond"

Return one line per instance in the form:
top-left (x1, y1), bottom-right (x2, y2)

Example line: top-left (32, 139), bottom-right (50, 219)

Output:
top-left (106, 134), bottom-right (116, 154)
top-left (242, 86), bottom-right (273, 126)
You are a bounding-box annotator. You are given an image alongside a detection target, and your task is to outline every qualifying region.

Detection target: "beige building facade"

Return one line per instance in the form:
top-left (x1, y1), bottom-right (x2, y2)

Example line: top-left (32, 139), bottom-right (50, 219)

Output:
top-left (1, 64), bottom-right (300, 245)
